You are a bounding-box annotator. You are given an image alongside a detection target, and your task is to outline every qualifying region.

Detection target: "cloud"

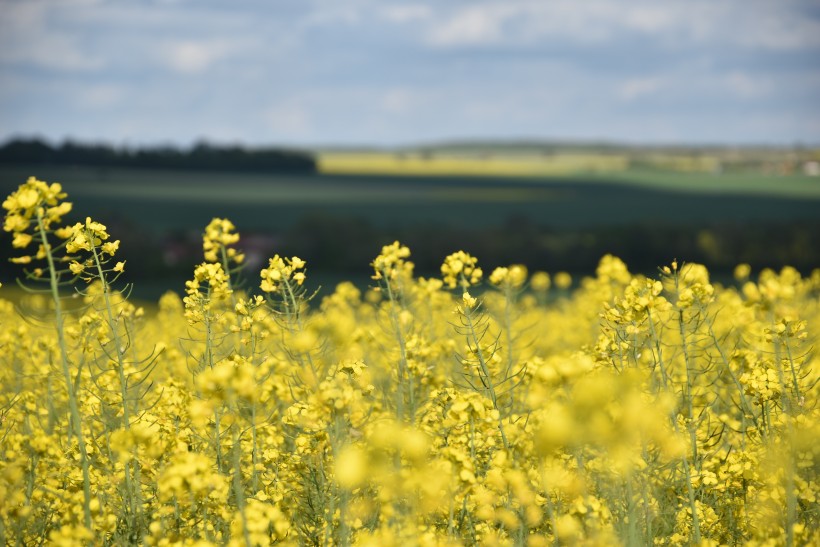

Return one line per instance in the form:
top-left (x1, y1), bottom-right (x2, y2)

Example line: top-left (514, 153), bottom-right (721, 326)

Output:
top-left (617, 77), bottom-right (666, 101)
top-left (736, 10), bottom-right (820, 50)
top-left (74, 84), bottom-right (126, 109)
top-left (1, 0), bottom-right (818, 145)
top-left (0, 35), bottom-right (104, 71)
top-left (0, 1), bottom-right (105, 71)
top-left (162, 40), bottom-right (236, 74)
top-left (380, 5), bottom-right (432, 23)
top-left (426, 6), bottom-right (510, 46)
top-left (723, 72), bottom-right (772, 100)
top-left (302, 1), bottom-right (368, 26)
top-left (419, 0), bottom-right (820, 52)
top-left (264, 100), bottom-right (313, 138)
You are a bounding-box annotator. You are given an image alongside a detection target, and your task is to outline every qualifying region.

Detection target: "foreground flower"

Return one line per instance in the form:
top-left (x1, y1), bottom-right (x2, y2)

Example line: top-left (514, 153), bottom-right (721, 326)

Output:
top-left (2, 176), bottom-right (71, 234)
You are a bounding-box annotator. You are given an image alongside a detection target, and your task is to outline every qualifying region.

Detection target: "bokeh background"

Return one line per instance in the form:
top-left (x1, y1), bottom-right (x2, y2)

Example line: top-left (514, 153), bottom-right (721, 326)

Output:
top-left (2, 0), bottom-right (819, 295)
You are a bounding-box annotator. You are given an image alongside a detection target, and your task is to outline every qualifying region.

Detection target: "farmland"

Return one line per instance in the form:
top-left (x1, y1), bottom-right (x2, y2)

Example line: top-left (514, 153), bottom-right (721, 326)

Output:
top-left (2, 162), bottom-right (818, 234)
top-left (1, 164), bottom-right (819, 299)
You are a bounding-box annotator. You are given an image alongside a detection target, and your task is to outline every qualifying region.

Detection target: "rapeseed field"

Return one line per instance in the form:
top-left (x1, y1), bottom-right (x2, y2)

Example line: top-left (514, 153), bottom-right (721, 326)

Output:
top-left (1, 178), bottom-right (818, 546)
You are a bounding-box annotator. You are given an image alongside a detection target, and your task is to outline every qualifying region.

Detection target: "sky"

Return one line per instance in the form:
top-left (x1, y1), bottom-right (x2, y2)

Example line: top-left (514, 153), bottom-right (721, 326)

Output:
top-left (1, 0), bottom-right (819, 148)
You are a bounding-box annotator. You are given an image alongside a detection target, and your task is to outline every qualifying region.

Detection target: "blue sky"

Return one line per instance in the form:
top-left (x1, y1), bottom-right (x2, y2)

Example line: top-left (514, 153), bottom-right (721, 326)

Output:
top-left (1, 0), bottom-right (819, 147)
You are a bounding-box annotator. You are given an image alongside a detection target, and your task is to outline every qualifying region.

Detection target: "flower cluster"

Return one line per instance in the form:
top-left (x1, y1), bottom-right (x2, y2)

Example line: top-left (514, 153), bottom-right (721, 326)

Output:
top-left (2, 177), bottom-right (73, 266)
top-left (441, 250), bottom-right (482, 288)
top-left (259, 255), bottom-right (306, 293)
top-left (183, 262), bottom-right (232, 324)
top-left (489, 264), bottom-right (528, 290)
top-left (2, 176), bottom-right (71, 234)
top-left (371, 240), bottom-right (413, 283)
top-left (203, 217), bottom-right (244, 265)
top-left (66, 217), bottom-right (125, 278)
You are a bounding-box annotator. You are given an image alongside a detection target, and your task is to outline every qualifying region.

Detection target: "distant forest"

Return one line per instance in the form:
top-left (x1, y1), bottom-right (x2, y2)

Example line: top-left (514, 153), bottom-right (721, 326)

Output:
top-left (0, 138), bottom-right (316, 173)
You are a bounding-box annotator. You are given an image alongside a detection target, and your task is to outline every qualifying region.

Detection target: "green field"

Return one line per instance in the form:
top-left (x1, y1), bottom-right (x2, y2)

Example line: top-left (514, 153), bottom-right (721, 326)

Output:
top-left (2, 165), bottom-right (818, 297)
top-left (1, 165), bottom-right (818, 231)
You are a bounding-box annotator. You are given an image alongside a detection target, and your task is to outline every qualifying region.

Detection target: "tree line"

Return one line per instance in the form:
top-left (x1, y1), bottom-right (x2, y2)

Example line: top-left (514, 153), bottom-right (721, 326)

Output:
top-left (0, 138), bottom-right (316, 173)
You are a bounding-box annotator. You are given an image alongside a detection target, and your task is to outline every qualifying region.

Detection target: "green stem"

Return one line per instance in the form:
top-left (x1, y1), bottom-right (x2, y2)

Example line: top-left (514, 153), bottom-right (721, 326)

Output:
top-left (502, 286), bottom-right (518, 411)
top-left (203, 315), bottom-right (224, 471)
top-left (464, 304), bottom-right (509, 450)
top-left (676, 306), bottom-right (701, 544)
top-left (646, 308), bottom-right (669, 390)
top-left (384, 278), bottom-right (412, 422)
top-left (232, 428), bottom-right (252, 547)
top-left (36, 209), bottom-right (92, 529)
top-left (89, 241), bottom-right (143, 539)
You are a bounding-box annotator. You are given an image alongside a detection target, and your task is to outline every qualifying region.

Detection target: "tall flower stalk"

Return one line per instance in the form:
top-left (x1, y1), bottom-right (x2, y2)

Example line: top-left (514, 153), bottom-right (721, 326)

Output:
top-left (3, 178), bottom-right (93, 529)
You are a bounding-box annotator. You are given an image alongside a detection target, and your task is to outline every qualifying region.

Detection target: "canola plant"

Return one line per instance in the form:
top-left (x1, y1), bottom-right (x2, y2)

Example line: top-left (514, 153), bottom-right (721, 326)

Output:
top-left (1, 177), bottom-right (818, 546)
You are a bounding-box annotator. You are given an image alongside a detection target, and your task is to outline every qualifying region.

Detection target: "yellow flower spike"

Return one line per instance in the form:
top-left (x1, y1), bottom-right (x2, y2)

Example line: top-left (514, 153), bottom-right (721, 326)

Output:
top-left (489, 266), bottom-right (508, 286)
top-left (441, 250), bottom-right (481, 288)
top-left (259, 254), bottom-right (307, 293)
top-left (202, 217), bottom-right (241, 263)
top-left (3, 178), bottom-right (78, 276)
top-left (371, 240), bottom-right (414, 283)
top-left (490, 264), bottom-right (528, 289)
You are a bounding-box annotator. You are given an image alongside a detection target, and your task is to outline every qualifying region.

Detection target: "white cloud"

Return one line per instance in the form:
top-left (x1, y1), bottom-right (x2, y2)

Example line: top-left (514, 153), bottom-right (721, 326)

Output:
top-left (380, 89), bottom-right (415, 114)
top-left (264, 101), bottom-right (313, 137)
top-left (724, 72), bottom-right (772, 99)
top-left (621, 6), bottom-right (677, 33)
top-left (617, 76), bottom-right (666, 101)
top-left (426, 5), bottom-right (511, 46)
top-left (736, 11), bottom-right (820, 50)
top-left (162, 40), bottom-right (234, 74)
top-left (0, 1), bottom-right (105, 71)
top-left (380, 5), bottom-right (432, 23)
top-left (303, 1), bottom-right (368, 26)
top-left (74, 84), bottom-right (126, 109)
top-left (0, 35), bottom-right (104, 71)
top-left (419, 0), bottom-right (820, 51)
top-left (423, 1), bottom-right (673, 48)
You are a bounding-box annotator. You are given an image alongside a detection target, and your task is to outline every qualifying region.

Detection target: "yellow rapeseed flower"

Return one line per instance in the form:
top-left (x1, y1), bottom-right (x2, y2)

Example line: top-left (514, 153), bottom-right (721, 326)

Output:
top-left (259, 254), bottom-right (306, 293)
top-left (441, 250), bottom-right (482, 288)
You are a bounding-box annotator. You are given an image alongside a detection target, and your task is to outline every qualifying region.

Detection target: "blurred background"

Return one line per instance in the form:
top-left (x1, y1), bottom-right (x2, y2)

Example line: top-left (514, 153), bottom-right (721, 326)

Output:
top-left (1, 0), bottom-right (819, 296)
